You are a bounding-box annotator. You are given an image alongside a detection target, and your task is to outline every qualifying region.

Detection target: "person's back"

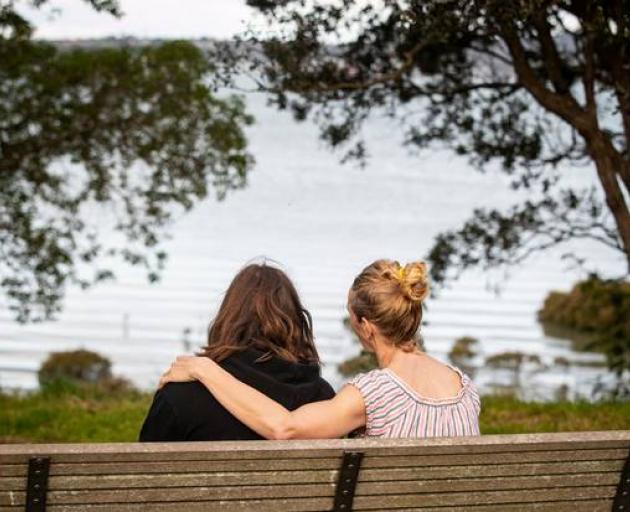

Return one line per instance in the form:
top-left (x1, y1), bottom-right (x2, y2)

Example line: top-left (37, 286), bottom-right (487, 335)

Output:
top-left (139, 262), bottom-right (334, 442)
top-left (140, 348), bottom-right (334, 441)
top-left (349, 358), bottom-right (480, 438)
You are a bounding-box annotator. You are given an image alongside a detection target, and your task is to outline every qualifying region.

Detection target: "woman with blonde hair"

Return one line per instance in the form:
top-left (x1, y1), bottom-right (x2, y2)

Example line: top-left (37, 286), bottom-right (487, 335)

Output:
top-left (160, 259), bottom-right (480, 439)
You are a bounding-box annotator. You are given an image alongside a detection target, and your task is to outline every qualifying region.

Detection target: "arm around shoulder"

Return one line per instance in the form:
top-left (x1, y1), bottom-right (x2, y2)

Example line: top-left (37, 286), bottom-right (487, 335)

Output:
top-left (272, 383), bottom-right (366, 440)
top-left (162, 356), bottom-right (367, 440)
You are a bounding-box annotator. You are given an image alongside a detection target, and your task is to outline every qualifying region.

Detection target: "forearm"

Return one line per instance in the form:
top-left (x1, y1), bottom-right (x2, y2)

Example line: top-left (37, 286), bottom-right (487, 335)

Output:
top-left (195, 362), bottom-right (296, 440)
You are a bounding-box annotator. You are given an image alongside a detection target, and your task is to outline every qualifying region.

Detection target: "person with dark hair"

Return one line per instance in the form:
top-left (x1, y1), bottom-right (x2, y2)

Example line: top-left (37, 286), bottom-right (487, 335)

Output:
top-left (139, 262), bottom-right (334, 441)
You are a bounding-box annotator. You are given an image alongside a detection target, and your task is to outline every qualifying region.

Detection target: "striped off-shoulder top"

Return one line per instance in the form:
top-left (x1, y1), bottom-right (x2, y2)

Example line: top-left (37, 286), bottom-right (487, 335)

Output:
top-left (348, 366), bottom-right (481, 438)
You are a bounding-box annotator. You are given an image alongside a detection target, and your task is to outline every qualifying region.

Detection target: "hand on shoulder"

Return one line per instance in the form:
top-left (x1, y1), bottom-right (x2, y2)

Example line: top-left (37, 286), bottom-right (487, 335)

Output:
top-left (159, 356), bottom-right (216, 389)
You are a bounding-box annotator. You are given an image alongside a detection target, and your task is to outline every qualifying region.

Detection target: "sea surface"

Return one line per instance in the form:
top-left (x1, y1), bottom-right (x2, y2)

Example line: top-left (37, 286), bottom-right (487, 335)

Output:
top-left (0, 93), bottom-right (625, 399)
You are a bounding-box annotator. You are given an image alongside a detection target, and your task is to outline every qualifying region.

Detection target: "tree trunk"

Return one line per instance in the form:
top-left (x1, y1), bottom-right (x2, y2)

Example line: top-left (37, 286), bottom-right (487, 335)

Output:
top-left (589, 140), bottom-right (630, 272)
top-left (499, 24), bottom-right (630, 272)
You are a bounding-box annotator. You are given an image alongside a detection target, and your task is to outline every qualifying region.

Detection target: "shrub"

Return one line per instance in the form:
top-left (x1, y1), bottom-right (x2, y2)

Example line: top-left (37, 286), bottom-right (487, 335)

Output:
top-left (38, 350), bottom-right (113, 387)
top-left (538, 276), bottom-right (630, 380)
top-left (485, 352), bottom-right (543, 370)
top-left (484, 351), bottom-right (546, 397)
top-left (338, 351), bottom-right (378, 377)
top-left (448, 336), bottom-right (479, 376)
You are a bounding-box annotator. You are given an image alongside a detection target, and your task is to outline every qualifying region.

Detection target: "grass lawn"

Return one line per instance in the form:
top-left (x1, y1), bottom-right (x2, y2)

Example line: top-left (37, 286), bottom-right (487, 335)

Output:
top-left (0, 385), bottom-right (628, 443)
top-left (0, 383), bottom-right (153, 443)
top-left (479, 395), bottom-right (630, 434)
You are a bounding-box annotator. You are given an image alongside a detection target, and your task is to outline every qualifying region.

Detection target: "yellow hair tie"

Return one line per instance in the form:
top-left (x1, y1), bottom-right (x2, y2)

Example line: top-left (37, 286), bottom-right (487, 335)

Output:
top-left (396, 267), bottom-right (406, 281)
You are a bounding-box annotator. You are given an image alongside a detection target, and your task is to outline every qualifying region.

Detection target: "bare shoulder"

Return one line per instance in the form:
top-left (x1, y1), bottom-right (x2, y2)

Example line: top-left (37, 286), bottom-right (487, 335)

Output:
top-left (418, 353), bottom-right (466, 394)
top-left (337, 381), bottom-right (366, 404)
top-left (336, 382), bottom-right (369, 417)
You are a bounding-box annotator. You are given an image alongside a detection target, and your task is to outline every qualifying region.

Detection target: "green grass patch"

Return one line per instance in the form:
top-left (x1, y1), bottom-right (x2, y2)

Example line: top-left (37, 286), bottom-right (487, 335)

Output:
top-left (480, 395), bottom-right (630, 434)
top-left (0, 382), bottom-right (152, 443)
top-left (0, 386), bottom-right (628, 443)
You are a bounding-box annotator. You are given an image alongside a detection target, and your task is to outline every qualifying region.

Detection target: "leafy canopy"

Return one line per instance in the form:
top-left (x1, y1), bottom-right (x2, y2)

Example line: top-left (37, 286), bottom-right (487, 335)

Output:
top-left (1, 1), bottom-right (254, 321)
top-left (219, 0), bottom-right (630, 282)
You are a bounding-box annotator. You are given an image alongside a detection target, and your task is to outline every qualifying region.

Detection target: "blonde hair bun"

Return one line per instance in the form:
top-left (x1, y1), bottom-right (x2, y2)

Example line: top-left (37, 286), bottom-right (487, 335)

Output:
top-left (398, 261), bottom-right (429, 303)
top-left (350, 259), bottom-right (427, 345)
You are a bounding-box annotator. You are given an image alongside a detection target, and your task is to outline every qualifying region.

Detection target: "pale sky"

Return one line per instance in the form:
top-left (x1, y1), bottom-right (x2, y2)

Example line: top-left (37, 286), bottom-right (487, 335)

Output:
top-left (21, 0), bottom-right (259, 40)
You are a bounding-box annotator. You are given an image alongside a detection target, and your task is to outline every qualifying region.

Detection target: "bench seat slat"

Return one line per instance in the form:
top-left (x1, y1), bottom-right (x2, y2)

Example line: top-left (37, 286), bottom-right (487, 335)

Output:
top-left (0, 474), bottom-right (620, 506)
top-left (0, 458), bottom-right (340, 477)
top-left (351, 486), bottom-right (618, 509)
top-left (1, 469), bottom-right (339, 491)
top-left (48, 497), bottom-right (333, 512)
top-left (358, 472), bottom-right (621, 493)
top-left (383, 500), bottom-right (614, 512)
top-left (1, 448), bottom-right (626, 478)
top-left (360, 459), bottom-right (626, 480)
top-left (362, 449), bottom-right (629, 467)
top-left (1, 483), bottom-right (336, 505)
top-left (1, 487), bottom-right (618, 511)
top-left (0, 460), bottom-right (624, 491)
top-left (0, 502), bottom-right (614, 512)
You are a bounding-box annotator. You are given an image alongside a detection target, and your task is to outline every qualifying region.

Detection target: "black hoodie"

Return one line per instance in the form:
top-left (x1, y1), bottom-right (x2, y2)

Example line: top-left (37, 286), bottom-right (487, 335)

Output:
top-left (139, 348), bottom-right (336, 441)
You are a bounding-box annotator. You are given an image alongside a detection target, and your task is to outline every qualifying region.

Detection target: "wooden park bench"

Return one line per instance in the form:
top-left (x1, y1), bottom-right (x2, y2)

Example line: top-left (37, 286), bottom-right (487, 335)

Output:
top-left (1, 431), bottom-right (629, 512)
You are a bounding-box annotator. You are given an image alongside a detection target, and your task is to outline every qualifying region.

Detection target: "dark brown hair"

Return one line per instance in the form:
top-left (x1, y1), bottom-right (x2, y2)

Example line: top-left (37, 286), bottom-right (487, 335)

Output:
top-left (349, 259), bottom-right (429, 349)
top-left (200, 263), bottom-right (321, 364)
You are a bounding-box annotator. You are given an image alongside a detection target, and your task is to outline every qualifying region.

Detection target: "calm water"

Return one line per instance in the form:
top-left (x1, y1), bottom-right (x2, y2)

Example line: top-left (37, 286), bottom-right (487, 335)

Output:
top-left (0, 93), bottom-right (624, 398)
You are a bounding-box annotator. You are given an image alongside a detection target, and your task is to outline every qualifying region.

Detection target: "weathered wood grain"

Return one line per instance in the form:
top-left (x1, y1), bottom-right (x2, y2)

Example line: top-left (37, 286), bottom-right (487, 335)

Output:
top-left (48, 497), bottom-right (333, 512)
top-left (1, 448), bottom-right (626, 478)
top-left (2, 435), bottom-right (629, 464)
top-left (359, 459), bottom-right (625, 480)
top-left (0, 469), bottom-right (339, 491)
top-left (361, 449), bottom-right (628, 468)
top-left (1, 459), bottom-right (624, 491)
top-left (2, 488), bottom-right (618, 511)
top-left (0, 498), bottom-right (617, 511)
top-left (0, 482), bottom-right (336, 505)
top-left (1, 472), bottom-right (621, 506)
top-left (1, 431), bottom-right (627, 511)
top-left (1, 430), bottom-right (629, 460)
top-left (0, 503), bottom-right (613, 512)
top-left (357, 472), bottom-right (621, 494)
top-left (376, 501), bottom-right (614, 512)
top-left (351, 485), bottom-right (617, 509)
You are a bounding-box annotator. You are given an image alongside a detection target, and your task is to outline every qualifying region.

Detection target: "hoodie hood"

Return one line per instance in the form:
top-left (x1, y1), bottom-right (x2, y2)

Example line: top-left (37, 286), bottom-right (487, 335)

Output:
top-left (219, 347), bottom-right (334, 409)
top-left (221, 347), bottom-right (320, 382)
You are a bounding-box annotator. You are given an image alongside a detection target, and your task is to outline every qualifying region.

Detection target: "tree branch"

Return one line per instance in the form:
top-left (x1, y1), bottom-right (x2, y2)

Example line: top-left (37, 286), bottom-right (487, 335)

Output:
top-left (264, 39), bottom-right (429, 96)
top-left (582, 29), bottom-right (597, 120)
top-left (499, 22), bottom-right (591, 133)
top-left (533, 11), bottom-right (571, 94)
top-left (468, 43), bottom-right (514, 67)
